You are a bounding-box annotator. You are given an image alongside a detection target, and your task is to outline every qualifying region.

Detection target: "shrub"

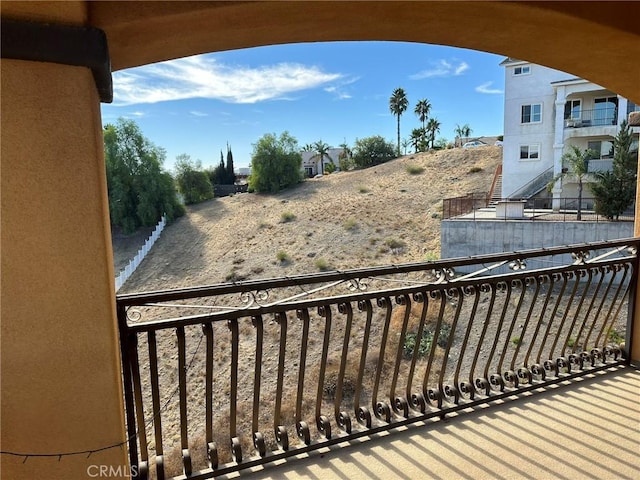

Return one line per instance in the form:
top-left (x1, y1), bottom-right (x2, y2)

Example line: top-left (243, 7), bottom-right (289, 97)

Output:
top-left (280, 211), bottom-right (296, 223)
top-left (276, 250), bottom-right (290, 263)
top-left (384, 238), bottom-right (406, 250)
top-left (468, 166), bottom-right (483, 173)
top-left (343, 218), bottom-right (358, 231)
top-left (406, 165), bottom-right (425, 175)
top-left (315, 258), bottom-right (331, 271)
top-left (403, 323), bottom-right (451, 359)
top-left (358, 186), bottom-right (370, 194)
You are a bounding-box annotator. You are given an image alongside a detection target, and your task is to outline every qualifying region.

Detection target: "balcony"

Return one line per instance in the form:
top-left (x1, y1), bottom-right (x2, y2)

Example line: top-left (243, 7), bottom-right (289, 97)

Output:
top-left (564, 108), bottom-right (618, 129)
top-left (117, 239), bottom-right (639, 479)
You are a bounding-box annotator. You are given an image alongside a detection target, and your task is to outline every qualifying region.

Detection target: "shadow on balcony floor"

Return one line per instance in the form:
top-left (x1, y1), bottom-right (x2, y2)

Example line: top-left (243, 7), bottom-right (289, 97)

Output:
top-left (229, 365), bottom-right (639, 480)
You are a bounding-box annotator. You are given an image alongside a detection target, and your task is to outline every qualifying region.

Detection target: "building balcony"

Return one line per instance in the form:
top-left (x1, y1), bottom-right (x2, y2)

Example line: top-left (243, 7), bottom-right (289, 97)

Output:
top-left (117, 239), bottom-right (639, 479)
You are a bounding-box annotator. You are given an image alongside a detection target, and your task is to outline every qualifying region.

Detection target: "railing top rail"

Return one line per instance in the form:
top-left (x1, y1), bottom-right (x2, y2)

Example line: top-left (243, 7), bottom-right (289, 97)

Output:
top-left (122, 253), bottom-right (636, 333)
top-left (117, 237), bottom-right (639, 308)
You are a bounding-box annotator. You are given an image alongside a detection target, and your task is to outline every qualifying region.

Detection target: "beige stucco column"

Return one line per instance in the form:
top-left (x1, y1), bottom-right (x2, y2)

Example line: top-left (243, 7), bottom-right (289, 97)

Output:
top-left (1, 57), bottom-right (128, 480)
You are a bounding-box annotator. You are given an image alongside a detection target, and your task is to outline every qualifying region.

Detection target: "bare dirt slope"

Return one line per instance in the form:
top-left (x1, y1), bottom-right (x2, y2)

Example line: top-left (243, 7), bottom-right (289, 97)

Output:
top-left (118, 146), bottom-right (501, 293)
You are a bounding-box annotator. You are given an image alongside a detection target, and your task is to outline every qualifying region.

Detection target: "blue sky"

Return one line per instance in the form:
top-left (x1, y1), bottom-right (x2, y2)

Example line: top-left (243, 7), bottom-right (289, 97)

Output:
top-left (101, 42), bottom-right (506, 171)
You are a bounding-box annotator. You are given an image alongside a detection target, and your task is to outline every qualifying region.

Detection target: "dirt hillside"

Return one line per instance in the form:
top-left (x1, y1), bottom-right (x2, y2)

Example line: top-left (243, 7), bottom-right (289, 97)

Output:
top-left (117, 146), bottom-right (502, 293)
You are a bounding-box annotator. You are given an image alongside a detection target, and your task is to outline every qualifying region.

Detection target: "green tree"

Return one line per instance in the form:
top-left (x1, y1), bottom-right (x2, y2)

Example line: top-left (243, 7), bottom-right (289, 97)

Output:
top-left (226, 144), bottom-right (237, 185)
top-left (351, 135), bottom-right (396, 169)
top-left (549, 145), bottom-right (596, 220)
top-left (174, 154), bottom-right (214, 205)
top-left (427, 117), bottom-right (441, 149)
top-left (249, 131), bottom-right (303, 193)
top-left (104, 118), bottom-right (184, 233)
top-left (389, 87), bottom-right (408, 157)
top-left (591, 120), bottom-right (638, 220)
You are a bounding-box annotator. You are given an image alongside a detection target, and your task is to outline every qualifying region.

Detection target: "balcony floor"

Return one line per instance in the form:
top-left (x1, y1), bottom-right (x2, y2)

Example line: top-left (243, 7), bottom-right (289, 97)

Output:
top-left (227, 365), bottom-right (639, 479)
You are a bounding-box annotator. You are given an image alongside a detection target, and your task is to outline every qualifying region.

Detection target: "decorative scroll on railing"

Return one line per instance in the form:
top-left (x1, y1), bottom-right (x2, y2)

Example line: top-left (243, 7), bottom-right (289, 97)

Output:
top-left (117, 238), bottom-right (637, 480)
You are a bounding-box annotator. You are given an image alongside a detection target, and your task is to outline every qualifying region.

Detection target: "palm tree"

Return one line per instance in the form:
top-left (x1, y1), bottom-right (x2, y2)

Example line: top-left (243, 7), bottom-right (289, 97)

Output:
top-left (389, 87), bottom-right (408, 157)
top-left (548, 145), bottom-right (596, 220)
top-left (313, 140), bottom-right (330, 175)
top-left (302, 143), bottom-right (314, 152)
top-left (410, 128), bottom-right (425, 153)
top-left (426, 118), bottom-right (441, 149)
top-left (401, 138), bottom-right (410, 155)
top-left (415, 99), bottom-right (431, 147)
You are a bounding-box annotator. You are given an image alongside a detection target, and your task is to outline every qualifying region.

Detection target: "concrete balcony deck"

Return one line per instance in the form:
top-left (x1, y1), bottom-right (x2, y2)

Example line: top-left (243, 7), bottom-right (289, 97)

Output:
top-left (248, 366), bottom-right (639, 480)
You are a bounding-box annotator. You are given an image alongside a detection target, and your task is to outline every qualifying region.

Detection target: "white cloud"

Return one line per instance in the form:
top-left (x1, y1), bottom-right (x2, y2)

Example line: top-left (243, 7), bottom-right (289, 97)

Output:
top-left (475, 81), bottom-right (504, 94)
top-left (189, 110), bottom-right (209, 117)
top-left (410, 59), bottom-right (470, 80)
top-left (112, 55), bottom-right (345, 106)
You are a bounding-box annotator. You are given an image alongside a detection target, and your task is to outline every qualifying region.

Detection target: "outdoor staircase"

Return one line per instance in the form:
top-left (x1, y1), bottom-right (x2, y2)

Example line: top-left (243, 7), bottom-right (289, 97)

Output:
top-left (489, 174), bottom-right (502, 204)
top-left (509, 167), bottom-right (554, 200)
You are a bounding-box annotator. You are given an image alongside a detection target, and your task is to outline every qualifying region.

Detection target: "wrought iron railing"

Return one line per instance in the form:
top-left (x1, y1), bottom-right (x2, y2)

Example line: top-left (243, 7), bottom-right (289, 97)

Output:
top-left (117, 239), bottom-right (638, 479)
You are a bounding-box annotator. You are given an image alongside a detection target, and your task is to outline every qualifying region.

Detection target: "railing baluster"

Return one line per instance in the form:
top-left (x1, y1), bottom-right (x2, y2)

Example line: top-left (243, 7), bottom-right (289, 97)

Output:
top-left (476, 283), bottom-right (501, 394)
top-left (355, 300), bottom-right (373, 426)
top-left (407, 292), bottom-right (429, 410)
top-left (228, 319), bottom-right (241, 462)
top-left (497, 279), bottom-right (527, 383)
top-left (390, 294), bottom-right (411, 417)
top-left (251, 315), bottom-right (266, 457)
top-left (316, 306), bottom-right (332, 439)
top-left (176, 326), bottom-right (191, 475)
top-left (202, 322), bottom-right (217, 469)
top-left (453, 285), bottom-right (481, 399)
top-left (274, 312), bottom-right (289, 450)
top-left (295, 309), bottom-right (311, 444)
top-left (438, 288), bottom-right (463, 404)
top-left (147, 331), bottom-right (164, 480)
top-left (372, 297), bottom-right (392, 422)
top-left (423, 291), bottom-right (446, 406)
top-left (335, 302), bottom-right (354, 431)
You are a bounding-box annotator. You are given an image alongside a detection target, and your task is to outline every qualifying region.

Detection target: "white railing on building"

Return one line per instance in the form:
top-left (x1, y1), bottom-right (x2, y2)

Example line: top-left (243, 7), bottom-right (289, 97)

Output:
top-left (114, 215), bottom-right (166, 292)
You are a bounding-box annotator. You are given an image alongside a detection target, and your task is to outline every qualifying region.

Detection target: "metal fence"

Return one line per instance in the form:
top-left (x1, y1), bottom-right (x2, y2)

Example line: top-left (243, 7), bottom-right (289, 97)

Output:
top-left (117, 238), bottom-right (637, 479)
top-left (444, 196), bottom-right (635, 222)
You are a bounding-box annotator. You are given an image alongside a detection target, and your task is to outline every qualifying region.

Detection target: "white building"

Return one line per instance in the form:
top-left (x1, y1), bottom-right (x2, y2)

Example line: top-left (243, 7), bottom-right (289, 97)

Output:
top-left (500, 58), bottom-right (639, 209)
top-left (301, 148), bottom-right (346, 177)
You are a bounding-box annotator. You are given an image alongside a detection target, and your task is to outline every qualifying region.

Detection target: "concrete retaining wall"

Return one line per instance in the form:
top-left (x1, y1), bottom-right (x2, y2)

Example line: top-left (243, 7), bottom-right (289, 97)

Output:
top-left (441, 219), bottom-right (634, 272)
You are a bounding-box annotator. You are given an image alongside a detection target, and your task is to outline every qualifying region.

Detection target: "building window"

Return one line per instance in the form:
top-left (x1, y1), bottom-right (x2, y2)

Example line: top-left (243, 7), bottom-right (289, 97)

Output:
top-left (587, 140), bottom-right (614, 159)
top-left (594, 96), bottom-right (618, 126)
top-left (520, 144), bottom-right (540, 160)
top-left (521, 104), bottom-right (542, 123)
top-left (564, 99), bottom-right (581, 120)
top-left (513, 65), bottom-right (531, 76)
